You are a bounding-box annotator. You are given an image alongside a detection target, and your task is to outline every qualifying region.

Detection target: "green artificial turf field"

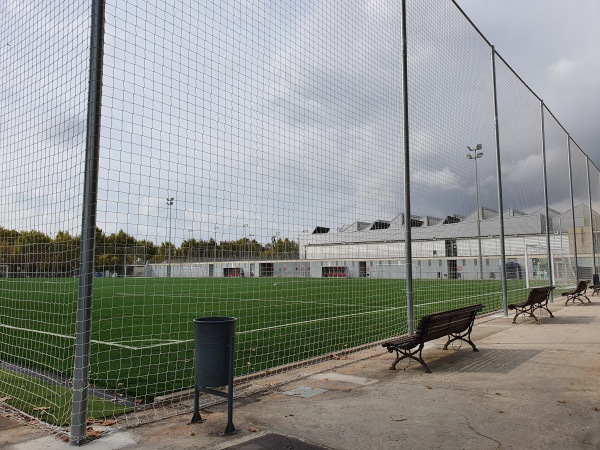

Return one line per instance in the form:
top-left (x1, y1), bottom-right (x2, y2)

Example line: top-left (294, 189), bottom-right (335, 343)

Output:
top-left (0, 276), bottom-right (550, 419)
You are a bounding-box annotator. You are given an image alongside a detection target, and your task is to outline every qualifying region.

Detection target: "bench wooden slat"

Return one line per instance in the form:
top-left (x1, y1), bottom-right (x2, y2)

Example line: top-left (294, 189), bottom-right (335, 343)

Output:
top-left (561, 280), bottom-right (590, 305)
top-left (382, 304), bottom-right (483, 373)
top-left (383, 335), bottom-right (419, 350)
top-left (508, 286), bottom-right (555, 323)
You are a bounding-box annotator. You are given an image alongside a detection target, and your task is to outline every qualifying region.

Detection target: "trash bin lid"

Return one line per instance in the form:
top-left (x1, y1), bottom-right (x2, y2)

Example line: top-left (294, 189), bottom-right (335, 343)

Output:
top-left (194, 316), bottom-right (237, 323)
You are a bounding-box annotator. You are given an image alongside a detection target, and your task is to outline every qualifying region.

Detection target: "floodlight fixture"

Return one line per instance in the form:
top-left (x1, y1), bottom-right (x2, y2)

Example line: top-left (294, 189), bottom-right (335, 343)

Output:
top-left (214, 225), bottom-right (220, 262)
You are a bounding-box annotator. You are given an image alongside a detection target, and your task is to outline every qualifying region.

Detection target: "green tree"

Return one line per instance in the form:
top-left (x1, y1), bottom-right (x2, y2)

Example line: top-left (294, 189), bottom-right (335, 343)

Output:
top-left (262, 238), bottom-right (299, 260)
top-left (136, 239), bottom-right (158, 262)
top-left (14, 231), bottom-right (52, 276)
top-left (154, 241), bottom-right (176, 262)
top-left (98, 230), bottom-right (138, 275)
top-left (53, 230), bottom-right (80, 277)
top-left (0, 227), bottom-right (20, 276)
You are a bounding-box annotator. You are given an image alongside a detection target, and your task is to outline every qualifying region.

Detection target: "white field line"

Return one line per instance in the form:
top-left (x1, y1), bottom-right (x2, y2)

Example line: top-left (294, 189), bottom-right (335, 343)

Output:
top-left (111, 293), bottom-right (149, 297)
top-left (0, 303), bottom-right (407, 350)
top-left (280, 296), bottom-right (399, 310)
top-left (237, 294), bottom-right (503, 335)
top-left (0, 322), bottom-right (187, 350)
top-left (2, 293), bottom-right (500, 351)
top-left (111, 292), bottom-right (359, 308)
top-left (237, 304), bottom-right (406, 335)
top-left (414, 291), bottom-right (503, 306)
top-left (165, 295), bottom-right (383, 310)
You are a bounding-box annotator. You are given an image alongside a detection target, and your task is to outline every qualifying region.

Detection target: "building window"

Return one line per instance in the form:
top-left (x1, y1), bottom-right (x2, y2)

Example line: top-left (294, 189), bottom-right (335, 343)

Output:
top-left (474, 259), bottom-right (478, 266)
top-left (439, 260), bottom-right (442, 266)
top-left (486, 258), bottom-right (490, 266)
top-left (428, 260), bottom-right (432, 267)
top-left (462, 259), bottom-right (466, 266)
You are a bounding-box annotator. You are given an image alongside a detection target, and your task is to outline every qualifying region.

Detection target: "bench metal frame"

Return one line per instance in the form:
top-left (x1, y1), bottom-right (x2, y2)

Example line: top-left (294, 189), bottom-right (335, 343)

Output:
top-left (382, 304), bottom-right (483, 373)
top-left (508, 286), bottom-right (555, 324)
top-left (561, 280), bottom-right (591, 305)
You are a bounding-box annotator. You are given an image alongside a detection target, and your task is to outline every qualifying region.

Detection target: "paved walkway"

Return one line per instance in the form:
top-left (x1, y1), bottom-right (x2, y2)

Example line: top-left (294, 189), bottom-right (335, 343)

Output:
top-left (2, 300), bottom-right (600, 449)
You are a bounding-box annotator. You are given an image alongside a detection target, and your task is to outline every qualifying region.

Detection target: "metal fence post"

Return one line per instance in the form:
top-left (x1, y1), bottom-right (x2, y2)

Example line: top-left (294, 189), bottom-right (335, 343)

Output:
top-left (401, 0), bottom-right (414, 335)
top-left (586, 158), bottom-right (596, 274)
top-left (71, 0), bottom-right (105, 444)
top-left (540, 101), bottom-right (555, 294)
top-left (491, 47), bottom-right (508, 316)
top-left (567, 136), bottom-right (579, 280)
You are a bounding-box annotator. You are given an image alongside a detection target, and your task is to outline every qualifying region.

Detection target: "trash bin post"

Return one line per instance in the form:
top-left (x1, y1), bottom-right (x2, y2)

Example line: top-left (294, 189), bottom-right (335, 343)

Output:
top-left (190, 317), bottom-right (237, 435)
top-left (224, 332), bottom-right (235, 435)
top-left (190, 387), bottom-right (204, 423)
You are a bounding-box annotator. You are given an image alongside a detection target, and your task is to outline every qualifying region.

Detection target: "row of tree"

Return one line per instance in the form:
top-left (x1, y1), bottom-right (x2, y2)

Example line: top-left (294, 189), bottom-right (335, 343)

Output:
top-left (0, 227), bottom-right (299, 277)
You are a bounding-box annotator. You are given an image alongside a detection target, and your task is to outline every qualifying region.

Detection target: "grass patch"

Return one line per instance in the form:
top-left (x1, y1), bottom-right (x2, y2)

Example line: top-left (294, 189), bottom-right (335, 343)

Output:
top-left (0, 368), bottom-right (132, 426)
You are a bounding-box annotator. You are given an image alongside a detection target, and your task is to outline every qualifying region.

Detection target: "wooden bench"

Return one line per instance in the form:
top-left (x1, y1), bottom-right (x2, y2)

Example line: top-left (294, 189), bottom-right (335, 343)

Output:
top-left (382, 304), bottom-right (483, 373)
top-left (590, 274), bottom-right (600, 296)
top-left (561, 280), bottom-right (590, 305)
top-left (508, 286), bottom-right (555, 324)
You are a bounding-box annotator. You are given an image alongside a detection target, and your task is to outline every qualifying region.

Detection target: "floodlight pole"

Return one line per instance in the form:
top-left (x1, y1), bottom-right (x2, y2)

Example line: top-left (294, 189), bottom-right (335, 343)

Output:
top-left (166, 198), bottom-right (174, 277)
top-left (214, 226), bottom-right (219, 263)
top-left (243, 224), bottom-right (248, 260)
top-left (467, 146), bottom-right (484, 280)
top-left (524, 245), bottom-right (530, 288)
top-left (188, 229), bottom-right (193, 263)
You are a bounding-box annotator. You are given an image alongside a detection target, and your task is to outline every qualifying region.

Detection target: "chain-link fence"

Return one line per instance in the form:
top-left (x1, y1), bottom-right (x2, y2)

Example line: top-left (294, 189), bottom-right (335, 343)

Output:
top-left (1, 0), bottom-right (598, 443)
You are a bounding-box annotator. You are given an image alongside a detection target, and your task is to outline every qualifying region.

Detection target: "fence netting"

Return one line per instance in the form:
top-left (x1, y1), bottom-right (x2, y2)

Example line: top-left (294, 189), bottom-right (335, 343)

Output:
top-left (1, 0), bottom-right (597, 439)
top-left (0, 0), bottom-right (90, 428)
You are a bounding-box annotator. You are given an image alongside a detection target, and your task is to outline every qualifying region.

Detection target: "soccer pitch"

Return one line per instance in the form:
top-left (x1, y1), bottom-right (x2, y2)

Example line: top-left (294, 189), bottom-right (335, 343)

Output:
top-left (0, 277), bottom-right (535, 409)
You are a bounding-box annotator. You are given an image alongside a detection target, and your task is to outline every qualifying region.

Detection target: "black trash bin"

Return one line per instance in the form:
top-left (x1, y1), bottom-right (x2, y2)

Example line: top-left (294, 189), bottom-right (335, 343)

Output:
top-left (191, 316), bottom-right (237, 435)
top-left (194, 316), bottom-right (236, 387)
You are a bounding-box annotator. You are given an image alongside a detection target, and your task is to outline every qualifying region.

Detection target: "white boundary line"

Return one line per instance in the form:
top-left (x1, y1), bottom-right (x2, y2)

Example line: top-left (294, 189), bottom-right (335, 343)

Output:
top-left (111, 293), bottom-right (149, 297)
top-left (237, 305), bottom-right (406, 335)
top-left (0, 323), bottom-right (187, 350)
top-left (0, 303), bottom-right (406, 350)
top-left (161, 295), bottom-right (386, 311)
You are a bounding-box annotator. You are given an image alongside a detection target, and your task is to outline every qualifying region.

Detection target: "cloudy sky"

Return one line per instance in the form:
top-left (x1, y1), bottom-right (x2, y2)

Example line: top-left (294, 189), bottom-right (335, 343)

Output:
top-left (455, 0), bottom-right (600, 167)
top-left (96, 0), bottom-right (598, 243)
top-left (2, 0), bottom-right (598, 246)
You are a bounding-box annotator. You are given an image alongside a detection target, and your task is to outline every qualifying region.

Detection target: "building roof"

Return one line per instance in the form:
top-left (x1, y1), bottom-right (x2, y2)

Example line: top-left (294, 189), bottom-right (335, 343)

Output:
top-left (301, 204), bottom-right (595, 246)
